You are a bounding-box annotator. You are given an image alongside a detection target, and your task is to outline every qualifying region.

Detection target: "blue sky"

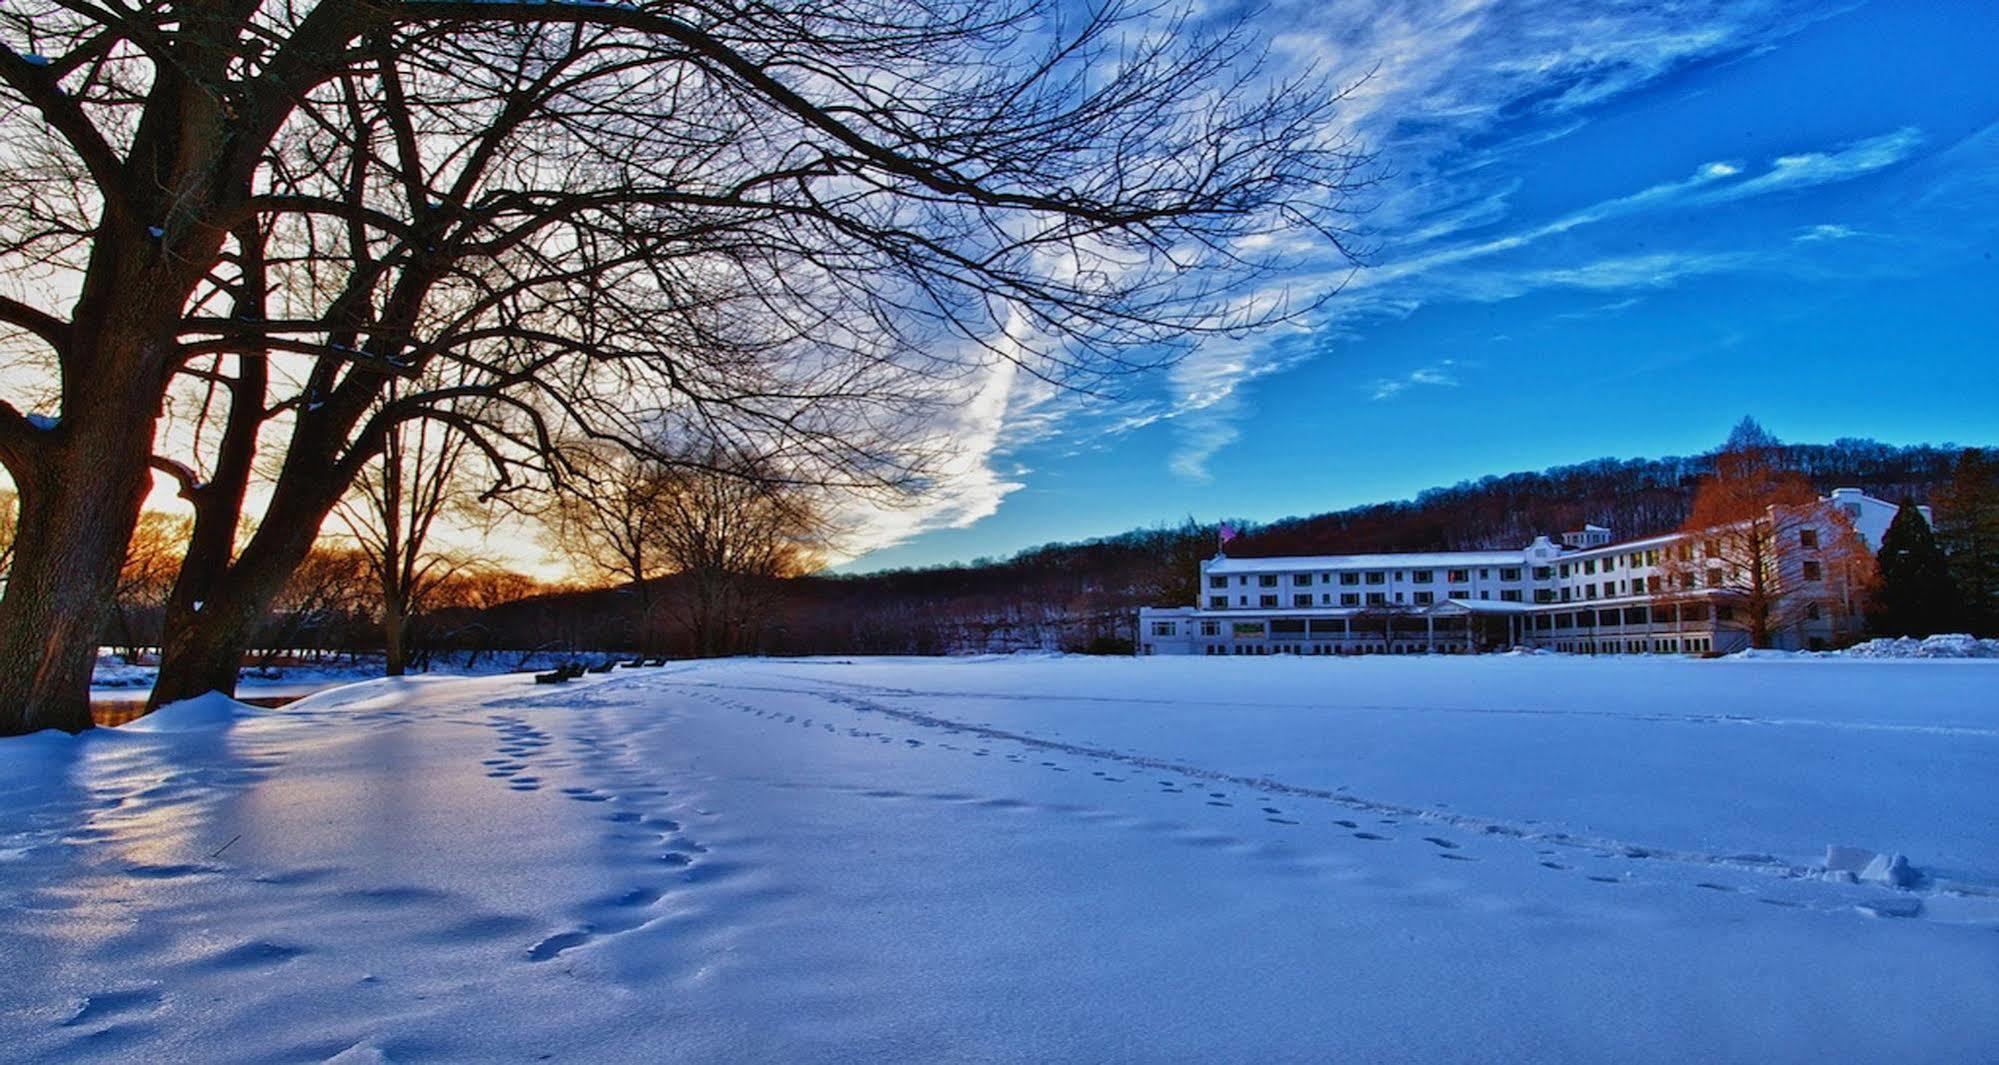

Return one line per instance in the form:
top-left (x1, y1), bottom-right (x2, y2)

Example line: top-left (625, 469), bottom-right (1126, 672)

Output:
top-left (838, 0), bottom-right (1999, 573)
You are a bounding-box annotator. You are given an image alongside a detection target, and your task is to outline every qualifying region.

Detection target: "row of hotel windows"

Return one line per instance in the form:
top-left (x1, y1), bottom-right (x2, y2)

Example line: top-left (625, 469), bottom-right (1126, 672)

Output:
top-left (1150, 601), bottom-right (1810, 639)
top-left (1201, 644), bottom-right (1474, 656)
top-left (1556, 531), bottom-right (1816, 577)
top-left (1206, 589), bottom-right (1527, 610)
top-left (1210, 566), bottom-right (1529, 590)
top-left (1548, 637), bottom-right (1714, 654)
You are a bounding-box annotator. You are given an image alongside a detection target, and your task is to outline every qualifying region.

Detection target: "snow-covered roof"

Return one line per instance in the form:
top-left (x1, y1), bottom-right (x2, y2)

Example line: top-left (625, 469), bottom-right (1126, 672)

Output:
top-left (1431, 598), bottom-right (1537, 615)
top-left (1555, 530), bottom-right (1686, 557)
top-left (1205, 550), bottom-right (1527, 574)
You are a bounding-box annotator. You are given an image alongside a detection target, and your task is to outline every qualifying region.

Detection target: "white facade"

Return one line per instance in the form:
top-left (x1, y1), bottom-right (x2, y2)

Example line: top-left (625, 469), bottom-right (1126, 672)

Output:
top-left (1138, 488), bottom-right (1918, 657)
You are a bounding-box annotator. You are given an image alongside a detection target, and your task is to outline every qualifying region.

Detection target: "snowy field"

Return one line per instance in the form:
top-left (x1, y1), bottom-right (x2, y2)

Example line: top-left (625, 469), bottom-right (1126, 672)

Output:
top-left (4, 655), bottom-right (1998, 1063)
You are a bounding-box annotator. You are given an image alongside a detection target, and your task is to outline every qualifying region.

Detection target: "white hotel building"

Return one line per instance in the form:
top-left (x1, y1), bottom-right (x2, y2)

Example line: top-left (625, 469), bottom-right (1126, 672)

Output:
top-left (1137, 488), bottom-right (1917, 657)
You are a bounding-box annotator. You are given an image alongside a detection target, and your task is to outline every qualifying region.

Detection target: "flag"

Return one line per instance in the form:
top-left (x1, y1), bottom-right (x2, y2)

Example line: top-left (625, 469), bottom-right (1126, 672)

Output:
top-left (1218, 523), bottom-right (1238, 546)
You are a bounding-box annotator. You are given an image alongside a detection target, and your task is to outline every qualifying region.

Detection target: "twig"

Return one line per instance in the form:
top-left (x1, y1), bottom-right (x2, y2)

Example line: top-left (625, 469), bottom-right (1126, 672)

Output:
top-left (209, 834), bottom-right (242, 859)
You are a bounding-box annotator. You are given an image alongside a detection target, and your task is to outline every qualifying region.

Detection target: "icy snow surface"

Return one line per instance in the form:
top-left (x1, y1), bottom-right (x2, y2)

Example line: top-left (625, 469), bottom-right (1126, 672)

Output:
top-left (4, 656), bottom-right (1998, 1063)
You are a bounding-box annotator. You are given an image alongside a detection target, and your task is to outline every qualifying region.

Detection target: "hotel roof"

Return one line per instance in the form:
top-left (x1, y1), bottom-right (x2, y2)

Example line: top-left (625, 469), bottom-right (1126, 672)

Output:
top-left (1204, 550), bottom-right (1527, 574)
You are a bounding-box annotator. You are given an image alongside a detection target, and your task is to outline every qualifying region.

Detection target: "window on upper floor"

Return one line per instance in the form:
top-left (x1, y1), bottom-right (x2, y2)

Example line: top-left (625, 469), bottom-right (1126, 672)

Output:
top-left (1705, 570), bottom-right (1722, 588)
top-left (1532, 566), bottom-right (1552, 580)
top-left (1500, 589), bottom-right (1522, 602)
top-left (1258, 574), bottom-right (1278, 587)
top-left (1535, 589), bottom-right (1556, 603)
top-left (1209, 596), bottom-right (1227, 609)
top-left (1293, 594), bottom-right (1312, 608)
top-left (1560, 587), bottom-right (1572, 601)
top-left (1365, 592), bottom-right (1386, 606)
top-left (1200, 620), bottom-right (1221, 636)
top-left (1339, 572), bottom-right (1360, 586)
top-left (1293, 573), bottom-right (1312, 586)
top-left (1447, 568), bottom-right (1469, 583)
top-left (1259, 594), bottom-right (1279, 607)
top-left (1500, 567), bottom-right (1521, 581)
top-left (1799, 529), bottom-right (1818, 548)
top-left (1583, 560), bottom-right (1596, 575)
top-left (1413, 570), bottom-right (1434, 583)
top-left (1806, 602), bottom-right (1822, 620)
top-left (1802, 561), bottom-right (1822, 581)
top-left (1365, 571), bottom-right (1385, 585)
top-left (1151, 621), bottom-right (1178, 636)
top-left (1478, 568), bottom-right (1490, 579)
top-left (1340, 593), bottom-right (1360, 607)
top-left (1703, 539), bottom-right (1720, 559)
top-left (1647, 576), bottom-right (1662, 594)
top-left (1208, 576), bottom-right (1227, 589)
top-left (1413, 591), bottom-right (1434, 605)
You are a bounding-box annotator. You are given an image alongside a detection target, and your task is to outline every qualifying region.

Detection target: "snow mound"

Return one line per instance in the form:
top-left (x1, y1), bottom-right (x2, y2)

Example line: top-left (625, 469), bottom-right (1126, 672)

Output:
top-left (1843, 634), bottom-right (1999, 659)
top-left (1822, 845), bottom-right (1923, 889)
top-left (119, 691), bottom-right (260, 733)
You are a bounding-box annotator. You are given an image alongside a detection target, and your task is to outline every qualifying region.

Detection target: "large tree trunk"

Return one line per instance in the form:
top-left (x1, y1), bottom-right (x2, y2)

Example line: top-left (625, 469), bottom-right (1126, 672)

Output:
top-left (150, 487), bottom-right (340, 709)
top-left (0, 405), bottom-right (158, 734)
top-left (383, 591), bottom-right (409, 677)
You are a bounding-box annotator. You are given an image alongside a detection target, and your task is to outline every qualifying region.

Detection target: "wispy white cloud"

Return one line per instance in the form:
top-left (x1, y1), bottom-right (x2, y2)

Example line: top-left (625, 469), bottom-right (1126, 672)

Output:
top-left (1793, 223), bottom-right (1860, 242)
top-left (1697, 127), bottom-right (1922, 204)
top-left (1371, 359), bottom-right (1463, 401)
top-left (1126, 0), bottom-right (1844, 478)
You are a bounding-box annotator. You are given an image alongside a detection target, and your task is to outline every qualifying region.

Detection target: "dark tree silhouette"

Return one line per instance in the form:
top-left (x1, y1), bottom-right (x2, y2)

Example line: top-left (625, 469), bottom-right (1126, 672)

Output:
top-left (1933, 449), bottom-right (1999, 636)
top-left (1868, 499), bottom-right (1957, 637)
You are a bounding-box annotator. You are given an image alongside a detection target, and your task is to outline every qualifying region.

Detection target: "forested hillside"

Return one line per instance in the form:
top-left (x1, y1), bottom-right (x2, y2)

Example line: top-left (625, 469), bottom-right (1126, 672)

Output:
top-left (432, 438), bottom-right (1982, 657)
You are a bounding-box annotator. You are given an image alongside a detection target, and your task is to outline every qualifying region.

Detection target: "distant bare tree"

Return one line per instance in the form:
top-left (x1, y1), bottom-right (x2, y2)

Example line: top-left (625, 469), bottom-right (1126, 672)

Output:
top-left (544, 442), bottom-right (825, 655)
top-left (1663, 428), bottom-right (1874, 648)
top-left (647, 452), bottom-right (828, 657)
top-left (108, 512), bottom-right (193, 662)
top-left (543, 444), bottom-right (677, 653)
top-left (334, 381), bottom-right (494, 675)
top-left (258, 547), bottom-right (377, 667)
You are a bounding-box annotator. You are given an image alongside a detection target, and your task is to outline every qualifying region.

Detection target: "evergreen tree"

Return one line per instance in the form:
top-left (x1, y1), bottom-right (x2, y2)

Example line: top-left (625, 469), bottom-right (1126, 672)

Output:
top-left (1868, 499), bottom-right (1958, 636)
top-left (1933, 449), bottom-right (1999, 635)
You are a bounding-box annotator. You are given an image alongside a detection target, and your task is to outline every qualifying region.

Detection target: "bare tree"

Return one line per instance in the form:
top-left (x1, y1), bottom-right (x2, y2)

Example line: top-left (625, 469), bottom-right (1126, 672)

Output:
top-left (1663, 428), bottom-right (1874, 649)
top-left (333, 381), bottom-right (492, 676)
top-left (542, 444), bottom-right (677, 654)
top-left (542, 442), bottom-right (824, 655)
top-left (0, 0), bottom-right (1370, 732)
top-left (109, 511), bottom-right (192, 662)
top-left (257, 546), bottom-right (378, 667)
top-left (647, 451), bottom-right (827, 657)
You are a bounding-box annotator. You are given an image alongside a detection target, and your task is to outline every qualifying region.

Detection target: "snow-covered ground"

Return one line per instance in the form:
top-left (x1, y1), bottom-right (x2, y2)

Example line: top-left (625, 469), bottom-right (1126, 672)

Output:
top-left (4, 655), bottom-right (1997, 1063)
top-left (87, 651), bottom-right (595, 706)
